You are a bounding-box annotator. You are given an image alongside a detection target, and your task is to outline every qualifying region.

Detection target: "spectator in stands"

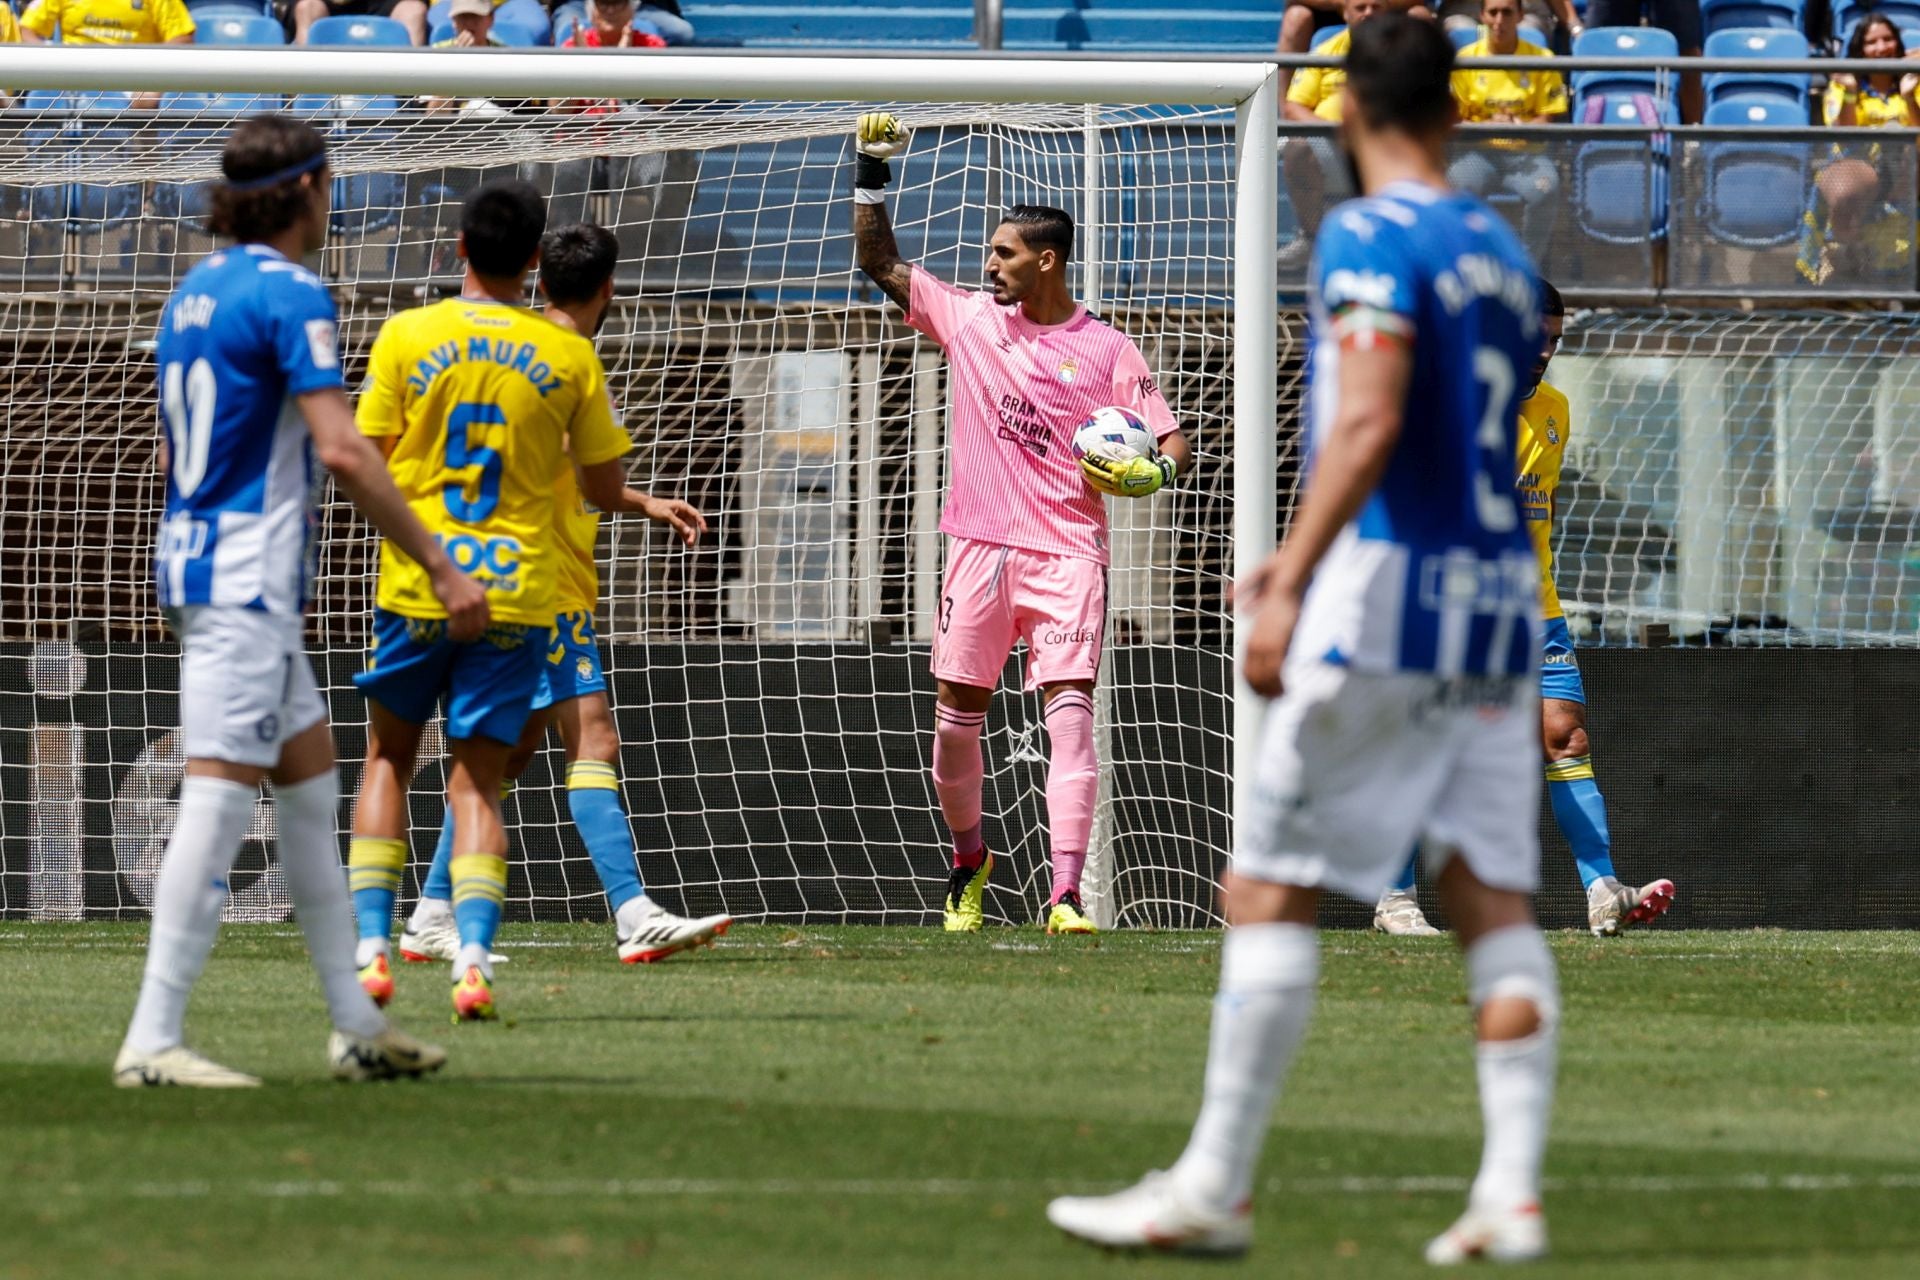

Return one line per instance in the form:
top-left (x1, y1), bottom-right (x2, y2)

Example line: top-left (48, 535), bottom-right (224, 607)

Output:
top-left (1449, 0), bottom-right (1567, 260)
top-left (1800, 13), bottom-right (1920, 284)
top-left (434, 0), bottom-right (506, 45)
top-left (1282, 0), bottom-right (1393, 244)
top-left (18, 0), bottom-right (195, 108)
top-left (291, 0), bottom-right (428, 47)
top-left (1581, 0), bottom-right (1703, 122)
top-left (558, 0), bottom-right (667, 49)
top-left (0, 1), bottom-right (18, 109)
top-left (1438, 0), bottom-right (1580, 45)
top-left (1276, 0), bottom-right (1431, 101)
top-left (552, 0), bottom-right (690, 45)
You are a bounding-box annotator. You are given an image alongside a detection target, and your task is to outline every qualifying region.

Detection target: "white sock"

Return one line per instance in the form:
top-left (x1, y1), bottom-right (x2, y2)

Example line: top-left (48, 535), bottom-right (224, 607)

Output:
top-left (276, 771), bottom-right (386, 1039)
top-left (124, 776), bottom-right (257, 1055)
top-left (1464, 925), bottom-right (1559, 1212)
top-left (455, 943), bottom-right (491, 980)
top-left (355, 935), bottom-right (390, 968)
top-left (615, 893), bottom-right (656, 933)
top-left (1169, 922), bottom-right (1320, 1213)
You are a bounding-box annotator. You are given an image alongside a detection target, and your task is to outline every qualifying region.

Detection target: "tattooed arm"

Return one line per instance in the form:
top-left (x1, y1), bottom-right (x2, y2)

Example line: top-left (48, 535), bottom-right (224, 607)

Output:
top-left (854, 199), bottom-right (914, 311)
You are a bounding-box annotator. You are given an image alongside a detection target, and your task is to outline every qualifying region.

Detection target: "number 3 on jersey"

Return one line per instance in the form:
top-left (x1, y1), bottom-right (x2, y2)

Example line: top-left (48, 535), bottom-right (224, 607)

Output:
top-left (1471, 347), bottom-right (1519, 534)
top-left (444, 401), bottom-right (505, 522)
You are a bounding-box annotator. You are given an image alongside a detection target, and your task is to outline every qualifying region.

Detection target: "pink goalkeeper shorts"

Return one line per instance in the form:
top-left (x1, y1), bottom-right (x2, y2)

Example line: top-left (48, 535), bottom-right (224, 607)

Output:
top-left (932, 536), bottom-right (1106, 691)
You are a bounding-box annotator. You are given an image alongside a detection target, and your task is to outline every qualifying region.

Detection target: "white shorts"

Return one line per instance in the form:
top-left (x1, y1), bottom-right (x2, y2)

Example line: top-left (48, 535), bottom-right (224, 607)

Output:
top-left (1234, 660), bottom-right (1542, 903)
top-left (170, 605), bottom-right (328, 769)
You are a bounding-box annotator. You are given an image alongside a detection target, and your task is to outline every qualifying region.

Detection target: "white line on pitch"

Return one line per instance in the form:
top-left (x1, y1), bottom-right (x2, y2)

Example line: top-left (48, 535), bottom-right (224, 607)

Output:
top-left (36, 1172), bottom-right (1920, 1203)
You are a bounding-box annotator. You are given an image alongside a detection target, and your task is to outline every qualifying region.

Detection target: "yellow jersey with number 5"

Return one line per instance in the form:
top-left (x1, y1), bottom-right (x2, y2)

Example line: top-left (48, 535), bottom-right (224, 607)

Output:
top-left (1514, 380), bottom-right (1570, 621)
top-left (356, 298), bottom-right (633, 626)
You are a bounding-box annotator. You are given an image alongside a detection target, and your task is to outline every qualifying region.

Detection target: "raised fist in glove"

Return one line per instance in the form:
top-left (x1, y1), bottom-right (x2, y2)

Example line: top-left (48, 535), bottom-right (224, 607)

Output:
top-left (1080, 451), bottom-right (1176, 498)
top-left (855, 112), bottom-right (911, 191)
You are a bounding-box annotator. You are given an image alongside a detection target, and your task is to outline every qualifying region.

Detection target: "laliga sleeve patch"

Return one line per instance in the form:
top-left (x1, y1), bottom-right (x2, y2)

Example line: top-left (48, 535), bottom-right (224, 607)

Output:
top-left (306, 319), bottom-right (340, 370)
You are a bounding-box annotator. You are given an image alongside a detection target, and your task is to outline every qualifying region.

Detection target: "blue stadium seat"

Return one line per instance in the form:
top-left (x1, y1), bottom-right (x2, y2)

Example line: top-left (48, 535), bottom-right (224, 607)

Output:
top-left (1699, 96), bottom-right (1811, 247)
top-left (1572, 92), bottom-right (1676, 246)
top-left (1449, 24), bottom-right (1478, 48)
top-left (306, 15), bottom-right (414, 46)
top-left (22, 91), bottom-right (145, 275)
top-left (1700, 0), bottom-right (1804, 35)
top-left (1572, 26), bottom-right (1680, 99)
top-left (428, 0), bottom-right (552, 42)
top-left (194, 13), bottom-right (285, 44)
top-left (687, 3), bottom-right (974, 48)
top-left (1311, 23), bottom-right (1344, 50)
top-left (1703, 28), bottom-right (1810, 110)
top-left (185, 0), bottom-right (273, 15)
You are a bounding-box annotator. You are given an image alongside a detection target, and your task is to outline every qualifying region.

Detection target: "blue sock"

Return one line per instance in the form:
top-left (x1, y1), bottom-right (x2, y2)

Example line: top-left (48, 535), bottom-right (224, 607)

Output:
top-left (450, 854), bottom-right (507, 949)
top-left (348, 837), bottom-right (407, 943)
top-left (1547, 756), bottom-right (1615, 890)
top-left (567, 761), bottom-right (644, 914)
top-left (422, 812), bottom-right (455, 901)
top-left (1391, 847), bottom-right (1418, 894)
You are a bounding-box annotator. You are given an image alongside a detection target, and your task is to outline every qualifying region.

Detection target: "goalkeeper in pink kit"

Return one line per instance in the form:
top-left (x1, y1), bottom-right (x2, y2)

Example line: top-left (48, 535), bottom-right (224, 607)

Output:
top-left (851, 112), bottom-right (1193, 934)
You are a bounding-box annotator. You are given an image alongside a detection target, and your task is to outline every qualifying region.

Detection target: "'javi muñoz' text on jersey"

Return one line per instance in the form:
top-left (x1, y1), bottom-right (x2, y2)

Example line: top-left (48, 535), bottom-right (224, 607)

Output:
top-left (906, 266), bottom-right (1179, 566)
top-left (1516, 380), bottom-right (1571, 621)
top-left (1297, 180), bottom-right (1542, 677)
top-left (356, 299), bottom-right (632, 627)
top-left (153, 244), bottom-right (344, 616)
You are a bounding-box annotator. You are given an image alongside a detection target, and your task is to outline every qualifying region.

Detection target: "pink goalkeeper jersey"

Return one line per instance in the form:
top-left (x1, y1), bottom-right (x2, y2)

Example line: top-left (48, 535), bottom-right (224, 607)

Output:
top-left (907, 266), bottom-right (1179, 565)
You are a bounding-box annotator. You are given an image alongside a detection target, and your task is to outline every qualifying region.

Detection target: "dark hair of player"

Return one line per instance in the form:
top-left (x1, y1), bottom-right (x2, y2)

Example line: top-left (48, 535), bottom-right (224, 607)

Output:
top-left (1000, 204), bottom-right (1074, 263)
top-left (1540, 278), bottom-right (1565, 318)
top-left (461, 178), bottom-right (549, 279)
top-left (1345, 12), bottom-right (1457, 134)
top-left (539, 222), bottom-right (620, 307)
top-left (206, 114), bottom-right (329, 243)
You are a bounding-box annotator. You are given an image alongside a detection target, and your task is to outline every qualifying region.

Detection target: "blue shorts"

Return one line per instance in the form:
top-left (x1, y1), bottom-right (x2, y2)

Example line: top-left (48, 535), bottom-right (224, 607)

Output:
top-left (354, 608), bottom-right (546, 745)
top-left (531, 609), bottom-right (608, 712)
top-left (1540, 614), bottom-right (1586, 705)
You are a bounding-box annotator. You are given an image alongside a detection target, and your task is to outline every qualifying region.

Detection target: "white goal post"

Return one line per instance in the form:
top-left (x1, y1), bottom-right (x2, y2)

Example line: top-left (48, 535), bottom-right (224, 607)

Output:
top-left (0, 48), bottom-right (1276, 929)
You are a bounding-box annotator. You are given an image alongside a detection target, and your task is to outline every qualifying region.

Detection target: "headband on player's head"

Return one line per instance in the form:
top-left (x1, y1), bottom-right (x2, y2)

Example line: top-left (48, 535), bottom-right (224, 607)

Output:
top-left (223, 150), bottom-right (327, 194)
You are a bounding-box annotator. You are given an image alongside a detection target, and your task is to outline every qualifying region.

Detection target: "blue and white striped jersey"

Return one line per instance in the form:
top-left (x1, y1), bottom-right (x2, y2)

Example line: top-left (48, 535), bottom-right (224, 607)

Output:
top-left (1298, 180), bottom-right (1542, 678)
top-left (153, 244), bottom-right (344, 616)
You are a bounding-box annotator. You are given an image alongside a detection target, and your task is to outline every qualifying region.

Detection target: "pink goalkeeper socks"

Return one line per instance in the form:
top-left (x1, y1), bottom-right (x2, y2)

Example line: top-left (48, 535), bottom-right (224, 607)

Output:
top-left (933, 704), bottom-right (987, 867)
top-left (1044, 689), bottom-right (1097, 901)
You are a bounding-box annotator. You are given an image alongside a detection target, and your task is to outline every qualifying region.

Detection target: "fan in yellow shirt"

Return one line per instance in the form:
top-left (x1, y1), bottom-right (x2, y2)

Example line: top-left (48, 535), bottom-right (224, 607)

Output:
top-left (1281, 0), bottom-right (1389, 245)
top-left (347, 182), bottom-right (663, 1024)
top-left (19, 0), bottom-right (194, 45)
top-left (1446, 0), bottom-right (1566, 261)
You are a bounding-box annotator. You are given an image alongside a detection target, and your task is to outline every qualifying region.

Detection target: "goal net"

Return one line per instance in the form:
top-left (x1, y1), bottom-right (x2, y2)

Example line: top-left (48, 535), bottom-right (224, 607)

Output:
top-left (0, 52), bottom-right (1276, 929)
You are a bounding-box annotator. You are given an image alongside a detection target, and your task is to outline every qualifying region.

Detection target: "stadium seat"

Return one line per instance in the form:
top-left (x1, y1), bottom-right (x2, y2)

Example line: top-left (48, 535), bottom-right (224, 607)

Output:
top-left (1449, 24), bottom-right (1478, 48)
top-left (1700, 0), bottom-right (1804, 34)
top-left (306, 15), bottom-right (414, 46)
top-left (1699, 96), bottom-right (1811, 247)
top-left (1572, 92), bottom-right (1676, 246)
top-left (194, 13), bottom-right (285, 44)
top-left (185, 0), bottom-right (273, 15)
top-left (428, 0), bottom-right (552, 42)
top-left (21, 91), bottom-right (145, 281)
top-left (1571, 26), bottom-right (1680, 99)
top-left (1838, 2), bottom-right (1920, 46)
top-left (1310, 23), bottom-right (1344, 50)
top-left (429, 19), bottom-right (541, 45)
top-left (1703, 28), bottom-right (1810, 110)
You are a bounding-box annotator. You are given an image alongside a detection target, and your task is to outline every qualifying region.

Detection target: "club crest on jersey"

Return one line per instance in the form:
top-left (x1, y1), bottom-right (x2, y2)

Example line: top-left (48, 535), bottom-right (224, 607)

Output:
top-left (1057, 357), bottom-right (1078, 385)
top-left (1545, 418), bottom-right (1560, 444)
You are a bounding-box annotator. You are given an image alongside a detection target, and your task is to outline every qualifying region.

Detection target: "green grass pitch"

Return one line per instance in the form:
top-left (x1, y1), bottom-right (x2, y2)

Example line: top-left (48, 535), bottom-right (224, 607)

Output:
top-left (3, 924), bottom-right (1917, 1278)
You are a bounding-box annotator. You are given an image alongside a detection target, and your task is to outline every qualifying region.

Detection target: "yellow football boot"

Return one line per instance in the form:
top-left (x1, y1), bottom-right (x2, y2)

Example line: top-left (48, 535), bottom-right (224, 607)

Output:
top-left (1045, 890), bottom-right (1098, 935)
top-left (450, 965), bottom-right (498, 1023)
top-left (357, 952), bottom-right (394, 1008)
top-left (942, 853), bottom-right (993, 932)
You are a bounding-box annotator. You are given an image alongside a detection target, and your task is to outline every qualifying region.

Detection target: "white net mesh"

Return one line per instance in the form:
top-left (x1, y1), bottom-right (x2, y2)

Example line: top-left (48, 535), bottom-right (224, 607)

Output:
top-left (1552, 310), bottom-right (1920, 648)
top-left (0, 92), bottom-right (1242, 928)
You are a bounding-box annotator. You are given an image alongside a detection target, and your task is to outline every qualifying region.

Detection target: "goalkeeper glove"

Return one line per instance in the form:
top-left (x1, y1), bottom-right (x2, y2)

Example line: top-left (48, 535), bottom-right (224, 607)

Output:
top-left (1079, 452), bottom-right (1176, 498)
top-left (854, 111), bottom-right (911, 192)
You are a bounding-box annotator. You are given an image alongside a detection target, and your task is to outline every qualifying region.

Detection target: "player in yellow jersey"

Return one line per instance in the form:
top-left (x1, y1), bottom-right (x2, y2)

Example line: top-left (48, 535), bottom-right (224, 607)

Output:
top-left (397, 222), bottom-right (733, 969)
top-left (346, 181), bottom-right (638, 1023)
top-left (1374, 282), bottom-right (1676, 938)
